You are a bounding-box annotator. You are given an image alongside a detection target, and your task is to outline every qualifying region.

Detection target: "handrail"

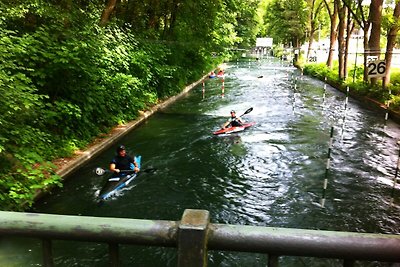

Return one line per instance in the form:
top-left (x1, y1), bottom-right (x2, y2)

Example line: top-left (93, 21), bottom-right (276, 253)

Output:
top-left (208, 223), bottom-right (400, 261)
top-left (0, 210), bottom-right (178, 246)
top-left (0, 209), bottom-right (400, 266)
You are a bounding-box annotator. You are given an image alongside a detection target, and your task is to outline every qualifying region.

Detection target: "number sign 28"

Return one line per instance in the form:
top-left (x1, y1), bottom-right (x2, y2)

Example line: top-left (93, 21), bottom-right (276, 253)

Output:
top-left (367, 60), bottom-right (386, 78)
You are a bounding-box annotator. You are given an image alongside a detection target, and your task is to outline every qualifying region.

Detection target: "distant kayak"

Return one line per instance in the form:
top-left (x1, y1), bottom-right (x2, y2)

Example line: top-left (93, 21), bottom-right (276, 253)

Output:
top-left (213, 122), bottom-right (255, 135)
top-left (98, 155), bottom-right (141, 200)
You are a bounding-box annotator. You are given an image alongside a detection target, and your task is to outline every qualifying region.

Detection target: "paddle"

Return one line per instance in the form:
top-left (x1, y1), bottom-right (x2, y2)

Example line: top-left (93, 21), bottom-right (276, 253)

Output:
top-left (94, 167), bottom-right (156, 176)
top-left (239, 107), bottom-right (253, 117)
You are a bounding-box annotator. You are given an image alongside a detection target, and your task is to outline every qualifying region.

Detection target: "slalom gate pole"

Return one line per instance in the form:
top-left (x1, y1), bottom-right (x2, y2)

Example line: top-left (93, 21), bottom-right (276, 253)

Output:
top-left (221, 78), bottom-right (225, 97)
top-left (384, 88), bottom-right (391, 126)
top-left (391, 140), bottom-right (400, 199)
top-left (202, 81), bottom-right (205, 99)
top-left (321, 126), bottom-right (334, 207)
top-left (292, 77), bottom-right (297, 114)
top-left (340, 86), bottom-right (350, 140)
top-left (344, 86), bottom-right (349, 111)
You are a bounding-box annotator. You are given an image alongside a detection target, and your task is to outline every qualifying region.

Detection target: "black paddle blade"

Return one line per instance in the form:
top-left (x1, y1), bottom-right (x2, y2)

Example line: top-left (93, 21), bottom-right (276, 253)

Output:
top-left (143, 167), bottom-right (157, 174)
top-left (243, 107), bottom-right (253, 115)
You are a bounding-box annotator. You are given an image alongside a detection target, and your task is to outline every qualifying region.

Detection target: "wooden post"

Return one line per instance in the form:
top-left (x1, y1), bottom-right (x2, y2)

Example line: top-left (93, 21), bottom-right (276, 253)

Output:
top-left (109, 243), bottom-right (119, 267)
top-left (268, 254), bottom-right (279, 267)
top-left (42, 239), bottom-right (54, 267)
top-left (178, 209), bottom-right (210, 267)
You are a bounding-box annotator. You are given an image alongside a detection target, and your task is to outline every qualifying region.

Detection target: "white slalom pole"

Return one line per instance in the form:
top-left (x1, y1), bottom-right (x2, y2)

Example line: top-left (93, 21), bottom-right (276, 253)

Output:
top-left (221, 78), bottom-right (225, 98)
top-left (344, 86), bottom-right (349, 111)
top-left (340, 86), bottom-right (350, 140)
top-left (321, 126), bottom-right (334, 207)
top-left (202, 81), bottom-right (205, 99)
top-left (385, 88), bottom-right (391, 127)
top-left (292, 77), bottom-right (297, 114)
top-left (391, 140), bottom-right (400, 201)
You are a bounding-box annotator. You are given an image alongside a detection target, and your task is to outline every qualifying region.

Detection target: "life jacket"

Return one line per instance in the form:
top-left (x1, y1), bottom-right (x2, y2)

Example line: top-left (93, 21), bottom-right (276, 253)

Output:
top-left (230, 116), bottom-right (242, 127)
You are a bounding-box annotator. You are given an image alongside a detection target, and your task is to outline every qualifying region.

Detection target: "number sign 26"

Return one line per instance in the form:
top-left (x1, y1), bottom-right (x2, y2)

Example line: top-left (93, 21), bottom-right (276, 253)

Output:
top-left (367, 60), bottom-right (386, 78)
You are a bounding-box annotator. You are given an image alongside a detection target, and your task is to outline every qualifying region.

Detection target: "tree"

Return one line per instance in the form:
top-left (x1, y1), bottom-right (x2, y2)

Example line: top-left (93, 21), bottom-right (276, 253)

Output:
top-left (344, 4), bottom-right (356, 79)
top-left (337, 0), bottom-right (346, 79)
top-left (264, 0), bottom-right (309, 47)
top-left (306, 0), bottom-right (325, 62)
top-left (322, 0), bottom-right (338, 68)
top-left (342, 0), bottom-right (383, 82)
top-left (368, 0), bottom-right (384, 85)
top-left (234, 0), bottom-right (261, 48)
top-left (383, 1), bottom-right (400, 88)
top-left (99, 0), bottom-right (117, 26)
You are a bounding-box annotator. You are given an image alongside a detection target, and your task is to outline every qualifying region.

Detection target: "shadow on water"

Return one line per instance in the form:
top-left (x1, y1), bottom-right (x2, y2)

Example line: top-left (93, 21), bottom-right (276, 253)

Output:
top-left (2, 57), bottom-right (400, 266)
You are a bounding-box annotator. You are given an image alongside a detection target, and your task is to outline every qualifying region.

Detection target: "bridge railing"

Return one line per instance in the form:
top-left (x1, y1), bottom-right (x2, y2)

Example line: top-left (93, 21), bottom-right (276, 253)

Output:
top-left (1, 209), bottom-right (399, 266)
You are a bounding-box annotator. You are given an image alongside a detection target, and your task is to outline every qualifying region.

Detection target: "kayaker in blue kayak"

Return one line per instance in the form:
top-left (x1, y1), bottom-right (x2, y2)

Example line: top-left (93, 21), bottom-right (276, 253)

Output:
top-left (110, 145), bottom-right (140, 175)
top-left (223, 110), bottom-right (244, 128)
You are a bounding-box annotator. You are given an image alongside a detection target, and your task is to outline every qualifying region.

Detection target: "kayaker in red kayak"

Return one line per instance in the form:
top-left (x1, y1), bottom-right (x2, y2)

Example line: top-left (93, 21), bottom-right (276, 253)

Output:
top-left (223, 110), bottom-right (244, 128)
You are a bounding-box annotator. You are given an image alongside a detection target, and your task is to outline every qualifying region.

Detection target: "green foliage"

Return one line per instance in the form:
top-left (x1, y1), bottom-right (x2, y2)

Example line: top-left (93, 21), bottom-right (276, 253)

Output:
top-left (390, 70), bottom-right (400, 88)
top-left (230, 0), bottom-right (260, 48)
top-left (1, 0), bottom-right (259, 210)
top-left (0, 150), bottom-right (62, 211)
top-left (264, 0), bottom-right (308, 46)
top-left (303, 63), bottom-right (338, 81)
top-left (304, 62), bottom-right (400, 111)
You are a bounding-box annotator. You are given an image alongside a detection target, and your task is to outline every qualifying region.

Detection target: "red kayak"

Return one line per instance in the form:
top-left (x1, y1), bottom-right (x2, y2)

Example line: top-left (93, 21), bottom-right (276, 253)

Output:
top-left (213, 122), bottom-right (256, 135)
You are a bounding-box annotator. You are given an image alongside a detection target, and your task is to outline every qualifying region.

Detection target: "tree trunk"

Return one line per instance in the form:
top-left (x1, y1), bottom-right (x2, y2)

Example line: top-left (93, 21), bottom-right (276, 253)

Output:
top-left (337, 1), bottom-right (346, 80)
top-left (362, 24), bottom-right (371, 82)
top-left (323, 0), bottom-right (338, 69)
top-left (100, 0), bottom-right (118, 26)
top-left (368, 0), bottom-right (383, 85)
top-left (168, 0), bottom-right (180, 37)
top-left (344, 6), bottom-right (354, 79)
top-left (383, 2), bottom-right (400, 88)
top-left (341, 0), bottom-right (371, 82)
top-left (147, 0), bottom-right (160, 30)
top-left (306, 29), bottom-right (316, 62)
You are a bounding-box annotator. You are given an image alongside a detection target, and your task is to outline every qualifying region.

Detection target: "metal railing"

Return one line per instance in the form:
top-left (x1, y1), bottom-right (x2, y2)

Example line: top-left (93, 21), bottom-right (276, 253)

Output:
top-left (1, 209), bottom-right (399, 266)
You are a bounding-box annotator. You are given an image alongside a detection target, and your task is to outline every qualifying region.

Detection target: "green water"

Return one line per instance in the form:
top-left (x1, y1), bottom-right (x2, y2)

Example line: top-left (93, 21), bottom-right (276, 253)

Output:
top-left (2, 57), bottom-right (400, 266)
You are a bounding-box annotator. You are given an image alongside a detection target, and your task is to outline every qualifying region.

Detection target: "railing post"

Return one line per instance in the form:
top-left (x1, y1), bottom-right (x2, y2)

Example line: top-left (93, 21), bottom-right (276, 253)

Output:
top-left (268, 254), bottom-right (279, 267)
top-left (109, 243), bottom-right (119, 267)
top-left (178, 209), bottom-right (210, 267)
top-left (42, 239), bottom-right (54, 267)
top-left (343, 259), bottom-right (355, 267)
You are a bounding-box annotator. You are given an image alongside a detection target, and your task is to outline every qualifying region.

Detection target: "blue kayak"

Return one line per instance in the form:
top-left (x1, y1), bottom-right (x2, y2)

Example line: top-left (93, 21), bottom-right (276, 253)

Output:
top-left (98, 155), bottom-right (141, 200)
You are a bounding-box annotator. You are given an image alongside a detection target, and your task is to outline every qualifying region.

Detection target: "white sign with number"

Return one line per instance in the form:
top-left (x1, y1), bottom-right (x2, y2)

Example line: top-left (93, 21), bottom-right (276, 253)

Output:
top-left (367, 60), bottom-right (386, 78)
top-left (367, 56), bottom-right (378, 63)
top-left (308, 56), bottom-right (317, 62)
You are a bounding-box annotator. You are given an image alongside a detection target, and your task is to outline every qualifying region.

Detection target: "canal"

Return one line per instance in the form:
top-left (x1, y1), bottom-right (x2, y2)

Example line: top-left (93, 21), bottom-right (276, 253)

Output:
top-left (2, 57), bottom-right (400, 266)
